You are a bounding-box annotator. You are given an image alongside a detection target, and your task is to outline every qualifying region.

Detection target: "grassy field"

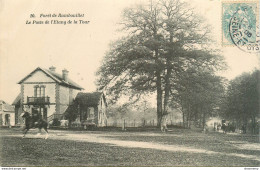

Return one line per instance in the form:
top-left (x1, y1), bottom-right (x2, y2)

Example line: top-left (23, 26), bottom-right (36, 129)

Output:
top-left (0, 128), bottom-right (259, 167)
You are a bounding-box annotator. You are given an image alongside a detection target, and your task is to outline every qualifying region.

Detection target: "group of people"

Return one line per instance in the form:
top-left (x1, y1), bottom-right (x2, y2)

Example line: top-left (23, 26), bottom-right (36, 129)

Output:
top-left (214, 121), bottom-right (248, 134)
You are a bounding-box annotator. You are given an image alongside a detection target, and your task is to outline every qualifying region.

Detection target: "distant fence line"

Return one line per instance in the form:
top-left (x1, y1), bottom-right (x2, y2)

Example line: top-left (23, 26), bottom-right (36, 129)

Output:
top-left (105, 119), bottom-right (182, 128)
top-left (61, 119), bottom-right (183, 129)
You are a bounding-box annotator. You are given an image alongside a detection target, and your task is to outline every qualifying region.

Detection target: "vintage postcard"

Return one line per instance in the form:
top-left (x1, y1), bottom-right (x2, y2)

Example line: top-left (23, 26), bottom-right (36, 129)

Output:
top-left (0, 0), bottom-right (259, 168)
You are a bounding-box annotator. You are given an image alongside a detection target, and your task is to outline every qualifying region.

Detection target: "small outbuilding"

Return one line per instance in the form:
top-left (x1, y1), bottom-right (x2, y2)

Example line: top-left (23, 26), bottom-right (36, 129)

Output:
top-left (0, 100), bottom-right (15, 126)
top-left (73, 92), bottom-right (107, 127)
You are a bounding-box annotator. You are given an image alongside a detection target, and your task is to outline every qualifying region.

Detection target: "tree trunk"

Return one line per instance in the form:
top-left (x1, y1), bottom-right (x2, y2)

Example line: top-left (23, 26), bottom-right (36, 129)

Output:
top-left (194, 106), bottom-right (198, 126)
top-left (156, 70), bottom-right (163, 127)
top-left (163, 61), bottom-right (172, 115)
top-left (161, 30), bottom-right (173, 128)
top-left (186, 103), bottom-right (190, 128)
top-left (199, 107), bottom-right (202, 128)
top-left (202, 111), bottom-right (206, 130)
top-left (154, 32), bottom-right (163, 127)
top-left (251, 116), bottom-right (256, 134)
top-left (161, 64), bottom-right (172, 129)
top-left (181, 103), bottom-right (185, 127)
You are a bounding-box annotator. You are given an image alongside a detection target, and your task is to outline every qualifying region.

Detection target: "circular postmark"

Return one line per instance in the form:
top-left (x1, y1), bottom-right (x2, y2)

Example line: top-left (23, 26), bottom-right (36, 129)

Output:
top-left (229, 5), bottom-right (259, 53)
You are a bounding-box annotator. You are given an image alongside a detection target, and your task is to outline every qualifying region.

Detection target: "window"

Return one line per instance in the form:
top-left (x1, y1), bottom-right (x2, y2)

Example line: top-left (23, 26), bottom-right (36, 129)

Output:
top-left (37, 87), bottom-right (41, 97)
top-left (40, 86), bottom-right (45, 97)
top-left (87, 107), bottom-right (94, 120)
top-left (34, 85), bottom-right (45, 97)
top-left (34, 85), bottom-right (39, 97)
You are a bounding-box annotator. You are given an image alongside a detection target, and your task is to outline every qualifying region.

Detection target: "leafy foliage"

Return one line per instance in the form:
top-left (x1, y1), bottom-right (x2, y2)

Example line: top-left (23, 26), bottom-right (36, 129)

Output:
top-left (176, 69), bottom-right (226, 128)
top-left (220, 70), bottom-right (259, 133)
top-left (96, 0), bottom-right (226, 127)
top-left (64, 103), bottom-right (79, 127)
top-left (52, 118), bottom-right (61, 126)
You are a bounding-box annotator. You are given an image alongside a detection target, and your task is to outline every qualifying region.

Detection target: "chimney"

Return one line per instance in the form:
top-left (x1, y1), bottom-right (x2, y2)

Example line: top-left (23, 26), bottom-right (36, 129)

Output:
top-left (62, 69), bottom-right (69, 82)
top-left (49, 66), bottom-right (56, 72)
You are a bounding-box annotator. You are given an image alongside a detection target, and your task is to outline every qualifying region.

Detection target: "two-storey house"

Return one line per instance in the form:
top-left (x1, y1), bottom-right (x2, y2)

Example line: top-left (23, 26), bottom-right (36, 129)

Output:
top-left (13, 66), bottom-right (84, 124)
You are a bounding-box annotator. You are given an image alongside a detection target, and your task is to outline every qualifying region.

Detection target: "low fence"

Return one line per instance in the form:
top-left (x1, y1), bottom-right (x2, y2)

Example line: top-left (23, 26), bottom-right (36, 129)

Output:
top-left (105, 119), bottom-right (183, 128)
top-left (47, 114), bottom-right (64, 123)
top-left (48, 118), bottom-right (183, 130)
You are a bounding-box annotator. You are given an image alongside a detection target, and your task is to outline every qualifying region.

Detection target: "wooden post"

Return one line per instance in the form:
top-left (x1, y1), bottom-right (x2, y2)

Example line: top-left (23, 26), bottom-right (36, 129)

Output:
top-left (122, 119), bottom-right (126, 130)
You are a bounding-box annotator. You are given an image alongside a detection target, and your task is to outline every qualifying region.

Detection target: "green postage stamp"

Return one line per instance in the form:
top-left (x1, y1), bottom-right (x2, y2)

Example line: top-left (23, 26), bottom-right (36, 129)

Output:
top-left (222, 0), bottom-right (259, 53)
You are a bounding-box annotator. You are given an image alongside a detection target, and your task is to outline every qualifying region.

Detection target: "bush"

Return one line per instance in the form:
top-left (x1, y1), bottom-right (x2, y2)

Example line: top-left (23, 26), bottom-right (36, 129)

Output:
top-left (52, 118), bottom-right (61, 126)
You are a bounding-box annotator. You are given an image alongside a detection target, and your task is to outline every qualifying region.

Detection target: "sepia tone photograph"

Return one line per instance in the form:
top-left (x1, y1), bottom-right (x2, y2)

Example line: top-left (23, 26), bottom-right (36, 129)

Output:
top-left (0, 0), bottom-right (259, 168)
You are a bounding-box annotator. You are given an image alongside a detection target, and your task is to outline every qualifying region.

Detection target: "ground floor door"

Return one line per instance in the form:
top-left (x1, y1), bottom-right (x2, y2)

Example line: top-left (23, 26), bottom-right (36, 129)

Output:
top-left (32, 106), bottom-right (47, 121)
top-left (5, 114), bottom-right (10, 126)
top-left (43, 107), bottom-right (47, 121)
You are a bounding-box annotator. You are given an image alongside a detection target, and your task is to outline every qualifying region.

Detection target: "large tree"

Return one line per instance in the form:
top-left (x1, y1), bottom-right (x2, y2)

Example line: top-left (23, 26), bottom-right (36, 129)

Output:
top-left (175, 68), bottom-right (226, 128)
top-left (220, 70), bottom-right (259, 134)
top-left (96, 0), bottom-right (225, 127)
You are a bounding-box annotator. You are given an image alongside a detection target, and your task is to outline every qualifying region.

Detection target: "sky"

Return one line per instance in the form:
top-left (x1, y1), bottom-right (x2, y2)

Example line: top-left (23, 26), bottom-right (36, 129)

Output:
top-left (0, 0), bottom-right (259, 104)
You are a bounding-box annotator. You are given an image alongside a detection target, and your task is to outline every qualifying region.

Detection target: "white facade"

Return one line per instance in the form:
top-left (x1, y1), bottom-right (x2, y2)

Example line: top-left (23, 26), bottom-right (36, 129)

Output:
top-left (24, 70), bottom-right (56, 83)
top-left (0, 101), bottom-right (15, 126)
top-left (58, 85), bottom-right (80, 115)
top-left (98, 94), bottom-right (107, 126)
top-left (0, 112), bottom-right (15, 126)
top-left (16, 67), bottom-right (83, 124)
top-left (23, 83), bottom-right (56, 103)
top-left (22, 70), bottom-right (57, 120)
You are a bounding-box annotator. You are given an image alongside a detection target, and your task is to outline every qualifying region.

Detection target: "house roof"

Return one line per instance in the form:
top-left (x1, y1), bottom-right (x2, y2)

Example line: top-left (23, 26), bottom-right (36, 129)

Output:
top-left (18, 67), bottom-right (84, 90)
top-left (75, 92), bottom-right (107, 107)
top-left (12, 93), bottom-right (21, 106)
top-left (0, 100), bottom-right (14, 112)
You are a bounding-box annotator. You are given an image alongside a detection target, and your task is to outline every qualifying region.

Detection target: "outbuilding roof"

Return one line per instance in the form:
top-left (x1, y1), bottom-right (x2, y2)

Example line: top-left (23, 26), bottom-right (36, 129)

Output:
top-left (0, 100), bottom-right (14, 112)
top-left (75, 92), bottom-right (107, 107)
top-left (12, 93), bottom-right (21, 106)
